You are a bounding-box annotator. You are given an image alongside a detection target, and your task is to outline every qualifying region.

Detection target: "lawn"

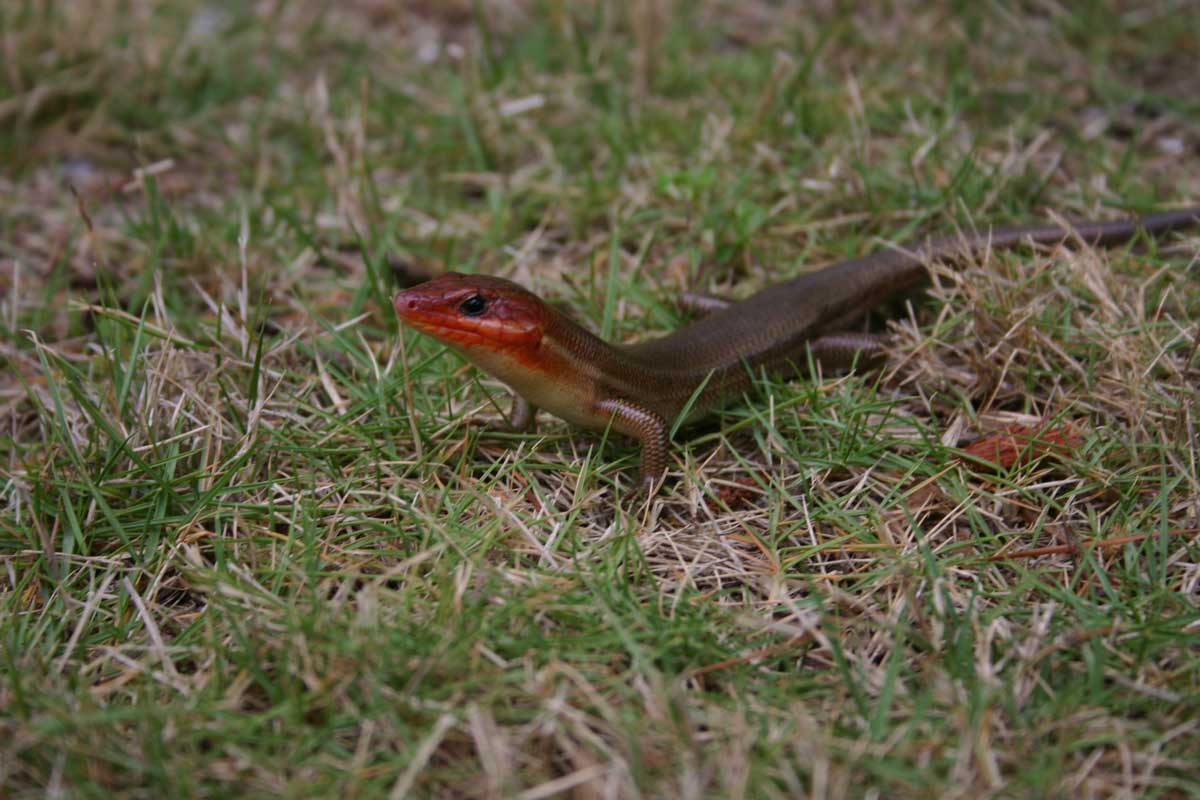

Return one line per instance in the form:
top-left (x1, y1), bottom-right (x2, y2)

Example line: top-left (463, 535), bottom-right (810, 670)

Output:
top-left (2, 1), bottom-right (1199, 797)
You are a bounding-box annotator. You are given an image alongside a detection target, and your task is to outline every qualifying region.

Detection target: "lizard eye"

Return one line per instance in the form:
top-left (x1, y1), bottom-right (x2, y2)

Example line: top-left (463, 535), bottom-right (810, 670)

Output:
top-left (459, 294), bottom-right (488, 316)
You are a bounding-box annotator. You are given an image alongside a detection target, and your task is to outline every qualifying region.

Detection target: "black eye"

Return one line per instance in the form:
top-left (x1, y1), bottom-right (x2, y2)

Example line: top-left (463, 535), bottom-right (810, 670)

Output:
top-left (459, 294), bottom-right (488, 316)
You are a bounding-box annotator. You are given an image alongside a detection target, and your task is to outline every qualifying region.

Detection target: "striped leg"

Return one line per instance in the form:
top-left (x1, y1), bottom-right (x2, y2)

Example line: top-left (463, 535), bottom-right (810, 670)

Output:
top-left (596, 398), bottom-right (670, 496)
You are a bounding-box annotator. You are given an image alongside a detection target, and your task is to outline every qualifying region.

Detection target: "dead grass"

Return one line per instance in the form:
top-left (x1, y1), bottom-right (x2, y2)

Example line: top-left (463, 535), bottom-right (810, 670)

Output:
top-left (2, 0), bottom-right (1200, 797)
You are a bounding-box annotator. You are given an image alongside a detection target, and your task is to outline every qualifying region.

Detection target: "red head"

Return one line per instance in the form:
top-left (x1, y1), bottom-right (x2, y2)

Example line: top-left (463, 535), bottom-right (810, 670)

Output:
top-left (395, 272), bottom-right (604, 427)
top-left (393, 272), bottom-right (548, 354)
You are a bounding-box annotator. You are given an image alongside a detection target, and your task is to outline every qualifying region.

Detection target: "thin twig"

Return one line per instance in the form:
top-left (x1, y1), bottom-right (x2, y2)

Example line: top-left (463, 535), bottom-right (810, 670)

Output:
top-left (988, 528), bottom-right (1200, 561)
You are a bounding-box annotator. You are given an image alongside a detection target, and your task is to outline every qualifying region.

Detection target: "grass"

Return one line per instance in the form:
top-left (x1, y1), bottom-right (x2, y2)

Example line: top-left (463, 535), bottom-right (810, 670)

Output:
top-left (3, 0), bottom-right (1200, 796)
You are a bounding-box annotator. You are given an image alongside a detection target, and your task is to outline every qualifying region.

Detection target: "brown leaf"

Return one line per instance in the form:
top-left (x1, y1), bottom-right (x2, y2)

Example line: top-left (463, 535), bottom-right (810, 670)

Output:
top-left (705, 476), bottom-right (761, 511)
top-left (958, 422), bottom-right (1081, 471)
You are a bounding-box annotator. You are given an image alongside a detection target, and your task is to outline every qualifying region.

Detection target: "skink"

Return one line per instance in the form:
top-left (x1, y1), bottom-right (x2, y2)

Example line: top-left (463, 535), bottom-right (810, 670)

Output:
top-left (394, 207), bottom-right (1200, 494)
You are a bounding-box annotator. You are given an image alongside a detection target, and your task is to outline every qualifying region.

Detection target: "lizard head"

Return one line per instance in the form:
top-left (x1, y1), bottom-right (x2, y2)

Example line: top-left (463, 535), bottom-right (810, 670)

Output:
top-left (395, 272), bottom-right (597, 426)
top-left (393, 272), bottom-right (548, 353)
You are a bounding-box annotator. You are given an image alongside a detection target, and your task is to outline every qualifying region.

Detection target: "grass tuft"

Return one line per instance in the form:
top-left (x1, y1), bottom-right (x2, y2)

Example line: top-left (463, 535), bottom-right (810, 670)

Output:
top-left (2, 1), bottom-right (1199, 796)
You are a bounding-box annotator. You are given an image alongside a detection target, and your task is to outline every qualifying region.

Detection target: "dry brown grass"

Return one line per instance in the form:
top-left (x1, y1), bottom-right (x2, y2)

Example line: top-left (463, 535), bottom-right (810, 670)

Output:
top-left (2, 1), bottom-right (1200, 797)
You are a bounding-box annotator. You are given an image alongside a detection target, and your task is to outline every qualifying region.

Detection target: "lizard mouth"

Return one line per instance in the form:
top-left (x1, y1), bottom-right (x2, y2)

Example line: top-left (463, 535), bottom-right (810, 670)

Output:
top-left (395, 307), bottom-right (493, 349)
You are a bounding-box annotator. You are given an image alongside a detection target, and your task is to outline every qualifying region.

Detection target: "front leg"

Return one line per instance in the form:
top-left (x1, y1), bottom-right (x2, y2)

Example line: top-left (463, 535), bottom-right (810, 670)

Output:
top-left (678, 291), bottom-right (733, 315)
top-left (504, 393), bottom-right (537, 432)
top-left (595, 398), bottom-right (670, 496)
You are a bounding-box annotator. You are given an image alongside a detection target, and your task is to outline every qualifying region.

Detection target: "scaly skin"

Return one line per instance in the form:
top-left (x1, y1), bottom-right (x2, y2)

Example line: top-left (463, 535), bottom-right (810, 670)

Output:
top-left (394, 207), bottom-right (1200, 494)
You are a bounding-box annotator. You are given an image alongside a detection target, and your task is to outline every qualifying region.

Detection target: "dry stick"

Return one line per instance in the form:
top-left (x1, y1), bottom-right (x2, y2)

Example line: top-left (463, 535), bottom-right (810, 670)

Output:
top-left (685, 634), bottom-right (815, 679)
top-left (1184, 325), bottom-right (1200, 371)
top-left (69, 182), bottom-right (110, 273)
top-left (69, 183), bottom-right (94, 232)
top-left (988, 527), bottom-right (1200, 561)
top-left (388, 713), bottom-right (456, 800)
